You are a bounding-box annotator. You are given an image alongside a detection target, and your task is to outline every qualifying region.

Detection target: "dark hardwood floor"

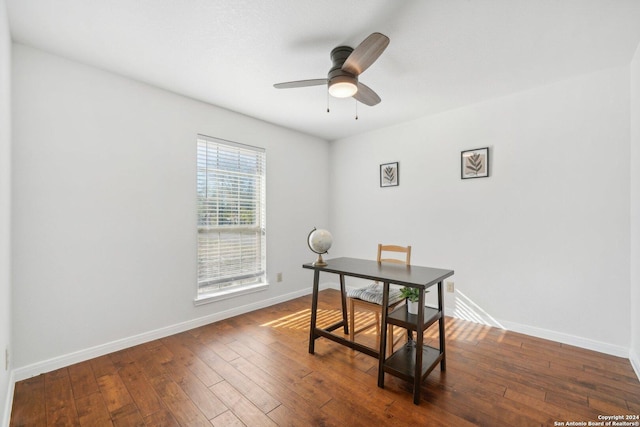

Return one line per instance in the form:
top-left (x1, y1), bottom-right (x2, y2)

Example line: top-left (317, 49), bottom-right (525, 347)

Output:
top-left (10, 289), bottom-right (640, 426)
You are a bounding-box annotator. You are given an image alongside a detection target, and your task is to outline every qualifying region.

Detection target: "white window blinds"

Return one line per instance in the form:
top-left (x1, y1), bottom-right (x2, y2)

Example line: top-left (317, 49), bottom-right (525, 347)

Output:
top-left (197, 135), bottom-right (266, 297)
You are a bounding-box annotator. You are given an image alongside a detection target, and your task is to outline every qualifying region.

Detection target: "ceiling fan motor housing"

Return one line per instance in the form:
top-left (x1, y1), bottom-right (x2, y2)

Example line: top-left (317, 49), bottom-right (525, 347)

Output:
top-left (328, 46), bottom-right (357, 96)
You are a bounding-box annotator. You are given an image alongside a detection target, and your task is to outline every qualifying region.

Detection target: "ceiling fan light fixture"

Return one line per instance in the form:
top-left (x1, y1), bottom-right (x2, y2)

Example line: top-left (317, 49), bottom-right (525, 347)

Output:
top-left (328, 76), bottom-right (358, 98)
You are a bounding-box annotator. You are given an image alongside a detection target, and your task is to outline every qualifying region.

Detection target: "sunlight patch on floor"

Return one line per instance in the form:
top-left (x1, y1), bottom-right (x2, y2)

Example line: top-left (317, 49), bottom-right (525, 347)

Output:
top-left (261, 308), bottom-right (379, 335)
top-left (258, 291), bottom-right (508, 346)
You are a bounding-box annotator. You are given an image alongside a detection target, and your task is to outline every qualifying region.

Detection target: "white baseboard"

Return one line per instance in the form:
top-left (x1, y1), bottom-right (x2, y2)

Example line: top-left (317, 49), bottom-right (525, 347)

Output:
top-left (631, 348), bottom-right (640, 381)
top-left (11, 282), bottom-right (636, 384)
top-left (1, 370), bottom-right (15, 427)
top-left (12, 286), bottom-right (317, 382)
top-left (496, 318), bottom-right (629, 358)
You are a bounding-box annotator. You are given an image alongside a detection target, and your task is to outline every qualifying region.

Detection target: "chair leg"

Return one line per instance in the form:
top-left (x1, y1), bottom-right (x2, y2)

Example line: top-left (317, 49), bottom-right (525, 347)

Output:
top-left (388, 324), bottom-right (394, 355)
top-left (349, 298), bottom-right (355, 342)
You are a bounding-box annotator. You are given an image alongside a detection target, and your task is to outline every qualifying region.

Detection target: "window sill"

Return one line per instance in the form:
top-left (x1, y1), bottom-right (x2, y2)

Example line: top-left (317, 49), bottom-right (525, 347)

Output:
top-left (194, 282), bottom-right (269, 306)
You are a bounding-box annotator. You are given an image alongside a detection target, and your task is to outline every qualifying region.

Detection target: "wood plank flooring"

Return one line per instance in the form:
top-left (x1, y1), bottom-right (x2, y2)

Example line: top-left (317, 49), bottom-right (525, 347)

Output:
top-left (10, 289), bottom-right (640, 426)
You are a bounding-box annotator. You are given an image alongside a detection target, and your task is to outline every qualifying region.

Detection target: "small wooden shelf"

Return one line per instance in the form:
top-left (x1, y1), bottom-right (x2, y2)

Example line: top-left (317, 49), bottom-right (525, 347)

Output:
top-left (380, 281), bottom-right (448, 405)
top-left (387, 305), bottom-right (441, 331)
top-left (383, 343), bottom-right (443, 383)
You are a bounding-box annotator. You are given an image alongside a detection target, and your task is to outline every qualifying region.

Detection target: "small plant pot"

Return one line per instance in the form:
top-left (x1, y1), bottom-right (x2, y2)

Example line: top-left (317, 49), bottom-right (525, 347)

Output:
top-left (407, 300), bottom-right (419, 315)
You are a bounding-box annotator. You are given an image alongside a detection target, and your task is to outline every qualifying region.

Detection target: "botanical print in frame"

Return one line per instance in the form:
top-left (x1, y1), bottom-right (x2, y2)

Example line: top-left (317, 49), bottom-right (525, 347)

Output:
top-left (380, 162), bottom-right (399, 187)
top-left (461, 147), bottom-right (489, 179)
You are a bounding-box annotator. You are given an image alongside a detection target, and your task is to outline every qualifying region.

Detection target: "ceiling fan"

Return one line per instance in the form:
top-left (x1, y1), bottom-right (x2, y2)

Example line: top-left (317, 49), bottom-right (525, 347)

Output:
top-left (273, 32), bottom-right (390, 106)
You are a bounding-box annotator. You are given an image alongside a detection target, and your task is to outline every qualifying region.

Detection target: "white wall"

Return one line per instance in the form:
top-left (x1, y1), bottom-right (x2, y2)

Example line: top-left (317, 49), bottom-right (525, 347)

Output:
top-left (11, 44), bottom-right (329, 373)
top-left (6, 28), bottom-right (638, 393)
top-left (631, 41), bottom-right (640, 376)
top-left (0, 0), bottom-right (11, 423)
top-left (330, 66), bottom-right (631, 356)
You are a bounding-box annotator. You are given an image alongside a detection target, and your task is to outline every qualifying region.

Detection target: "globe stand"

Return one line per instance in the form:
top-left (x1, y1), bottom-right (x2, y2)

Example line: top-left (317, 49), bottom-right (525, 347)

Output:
top-left (312, 253), bottom-right (327, 267)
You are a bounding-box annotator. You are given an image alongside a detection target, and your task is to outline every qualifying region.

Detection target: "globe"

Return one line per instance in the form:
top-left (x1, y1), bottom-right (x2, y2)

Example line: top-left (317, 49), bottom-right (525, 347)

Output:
top-left (307, 228), bottom-right (333, 266)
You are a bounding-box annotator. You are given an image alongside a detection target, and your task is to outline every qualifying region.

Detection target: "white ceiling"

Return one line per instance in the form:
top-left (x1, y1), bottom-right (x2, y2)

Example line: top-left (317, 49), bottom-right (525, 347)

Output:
top-left (6, 0), bottom-right (640, 141)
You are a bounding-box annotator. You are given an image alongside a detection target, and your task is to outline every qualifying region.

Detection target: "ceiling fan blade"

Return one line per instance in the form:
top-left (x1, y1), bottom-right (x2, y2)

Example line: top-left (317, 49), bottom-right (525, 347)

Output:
top-left (342, 32), bottom-right (390, 76)
top-left (353, 82), bottom-right (381, 106)
top-left (273, 79), bottom-right (327, 89)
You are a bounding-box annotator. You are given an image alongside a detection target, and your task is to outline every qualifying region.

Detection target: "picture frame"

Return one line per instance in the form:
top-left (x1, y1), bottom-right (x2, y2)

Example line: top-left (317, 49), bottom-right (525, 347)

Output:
top-left (380, 162), bottom-right (399, 187)
top-left (461, 147), bottom-right (489, 179)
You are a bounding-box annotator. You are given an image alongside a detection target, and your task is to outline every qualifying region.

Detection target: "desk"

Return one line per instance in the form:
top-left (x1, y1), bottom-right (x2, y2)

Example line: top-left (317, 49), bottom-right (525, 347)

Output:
top-left (303, 257), bottom-right (454, 404)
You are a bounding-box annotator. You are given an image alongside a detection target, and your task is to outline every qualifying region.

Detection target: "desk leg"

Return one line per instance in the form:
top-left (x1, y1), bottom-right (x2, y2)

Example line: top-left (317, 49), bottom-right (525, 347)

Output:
top-left (438, 281), bottom-right (446, 371)
top-left (377, 281), bottom-right (390, 388)
top-left (413, 287), bottom-right (425, 404)
top-left (308, 269), bottom-right (320, 354)
top-left (339, 274), bottom-right (349, 335)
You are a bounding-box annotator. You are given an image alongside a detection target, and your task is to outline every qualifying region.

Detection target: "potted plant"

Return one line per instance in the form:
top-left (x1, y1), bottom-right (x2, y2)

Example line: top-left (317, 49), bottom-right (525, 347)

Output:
top-left (400, 287), bottom-right (426, 315)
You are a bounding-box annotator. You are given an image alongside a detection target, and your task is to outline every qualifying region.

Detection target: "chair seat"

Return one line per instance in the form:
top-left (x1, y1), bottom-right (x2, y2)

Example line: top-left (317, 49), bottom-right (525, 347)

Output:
top-left (347, 283), bottom-right (404, 306)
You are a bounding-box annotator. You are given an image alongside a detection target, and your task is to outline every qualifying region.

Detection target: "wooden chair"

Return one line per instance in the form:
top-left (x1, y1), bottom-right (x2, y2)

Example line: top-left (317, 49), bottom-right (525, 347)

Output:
top-left (347, 244), bottom-right (411, 355)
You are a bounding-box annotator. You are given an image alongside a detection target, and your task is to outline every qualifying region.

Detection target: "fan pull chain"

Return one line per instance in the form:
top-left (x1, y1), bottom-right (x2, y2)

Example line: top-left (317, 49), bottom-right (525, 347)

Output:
top-left (327, 91), bottom-right (330, 113)
top-left (355, 100), bottom-right (358, 120)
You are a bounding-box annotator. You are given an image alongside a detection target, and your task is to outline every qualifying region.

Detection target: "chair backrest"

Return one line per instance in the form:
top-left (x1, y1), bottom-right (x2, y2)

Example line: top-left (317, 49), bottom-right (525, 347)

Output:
top-left (377, 244), bottom-right (411, 266)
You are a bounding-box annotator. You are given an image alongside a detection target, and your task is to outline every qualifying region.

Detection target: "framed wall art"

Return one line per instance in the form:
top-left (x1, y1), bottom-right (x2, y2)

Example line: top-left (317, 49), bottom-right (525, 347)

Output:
top-left (380, 162), bottom-right (399, 187)
top-left (461, 147), bottom-right (489, 179)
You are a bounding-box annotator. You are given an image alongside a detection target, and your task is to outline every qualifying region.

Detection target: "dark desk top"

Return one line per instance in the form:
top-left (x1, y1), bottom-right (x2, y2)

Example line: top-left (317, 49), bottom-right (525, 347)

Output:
top-left (303, 257), bottom-right (454, 289)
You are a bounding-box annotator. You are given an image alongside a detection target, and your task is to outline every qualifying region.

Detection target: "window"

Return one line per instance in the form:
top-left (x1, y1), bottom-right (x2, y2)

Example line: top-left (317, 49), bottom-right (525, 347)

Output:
top-left (196, 135), bottom-right (266, 301)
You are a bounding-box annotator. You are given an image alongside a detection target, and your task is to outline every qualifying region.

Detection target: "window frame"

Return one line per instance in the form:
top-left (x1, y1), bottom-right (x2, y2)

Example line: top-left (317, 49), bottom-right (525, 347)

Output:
top-left (194, 134), bottom-right (267, 305)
